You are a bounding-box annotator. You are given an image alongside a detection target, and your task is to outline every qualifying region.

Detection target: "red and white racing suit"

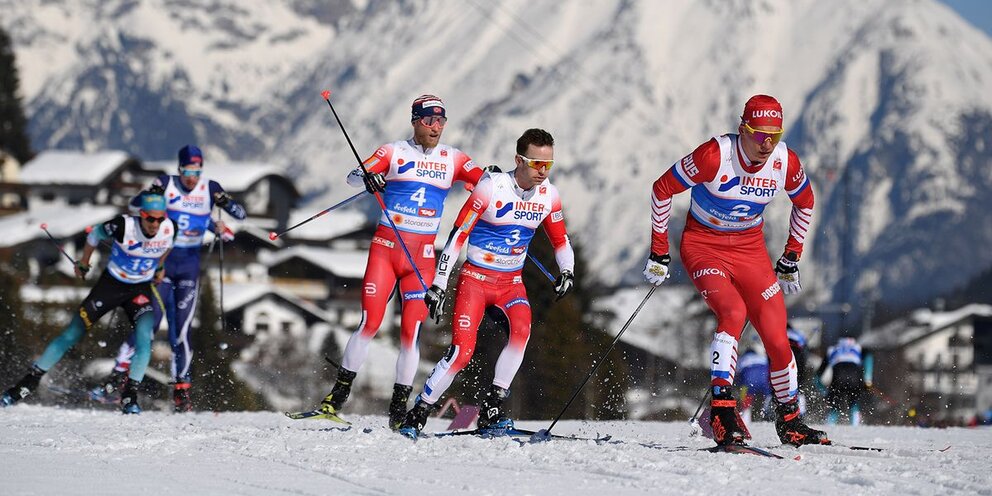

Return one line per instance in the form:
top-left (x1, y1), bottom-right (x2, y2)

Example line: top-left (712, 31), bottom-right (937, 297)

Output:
top-left (341, 139), bottom-right (484, 387)
top-left (651, 134), bottom-right (814, 404)
top-left (418, 171), bottom-right (574, 404)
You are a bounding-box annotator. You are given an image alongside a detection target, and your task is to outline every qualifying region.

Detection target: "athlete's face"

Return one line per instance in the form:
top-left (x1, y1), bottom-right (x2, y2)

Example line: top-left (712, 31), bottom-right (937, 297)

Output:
top-left (178, 165), bottom-right (202, 190)
top-left (513, 143), bottom-right (553, 190)
top-left (140, 209), bottom-right (167, 237)
top-left (738, 121), bottom-right (783, 165)
top-left (412, 116), bottom-right (445, 149)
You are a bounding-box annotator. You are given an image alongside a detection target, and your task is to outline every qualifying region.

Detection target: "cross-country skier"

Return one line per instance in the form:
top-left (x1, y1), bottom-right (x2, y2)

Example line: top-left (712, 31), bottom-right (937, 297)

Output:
top-left (643, 95), bottom-right (829, 447)
top-left (92, 145), bottom-right (246, 412)
top-left (1, 193), bottom-right (176, 414)
top-left (816, 336), bottom-right (867, 425)
top-left (308, 95), bottom-right (485, 428)
top-left (398, 128), bottom-right (575, 439)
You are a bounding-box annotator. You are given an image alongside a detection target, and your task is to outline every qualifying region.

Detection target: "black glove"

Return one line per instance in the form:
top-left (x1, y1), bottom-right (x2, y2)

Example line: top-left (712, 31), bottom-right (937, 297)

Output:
top-left (363, 172), bottom-right (386, 194)
top-left (775, 251), bottom-right (801, 294)
top-left (74, 261), bottom-right (90, 278)
top-left (484, 164), bottom-right (502, 174)
top-left (213, 191), bottom-right (232, 208)
top-left (554, 270), bottom-right (574, 301)
top-left (147, 184), bottom-right (165, 195)
top-left (425, 285), bottom-right (446, 323)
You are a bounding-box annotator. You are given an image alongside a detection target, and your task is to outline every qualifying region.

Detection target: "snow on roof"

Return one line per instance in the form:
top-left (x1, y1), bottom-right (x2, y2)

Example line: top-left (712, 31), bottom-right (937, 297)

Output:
top-left (258, 246), bottom-right (367, 279)
top-left (859, 303), bottom-right (992, 349)
top-left (221, 282), bottom-right (336, 322)
top-left (0, 203), bottom-right (121, 248)
top-left (143, 160), bottom-right (291, 193)
top-left (592, 285), bottom-right (706, 363)
top-left (19, 150), bottom-right (131, 185)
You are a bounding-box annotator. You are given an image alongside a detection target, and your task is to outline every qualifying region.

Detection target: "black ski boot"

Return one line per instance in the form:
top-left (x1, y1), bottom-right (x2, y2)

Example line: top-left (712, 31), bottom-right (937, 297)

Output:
top-left (320, 368), bottom-right (357, 415)
top-left (173, 382), bottom-right (192, 413)
top-left (775, 400), bottom-right (829, 446)
top-left (477, 385), bottom-right (513, 434)
top-left (389, 384), bottom-right (414, 430)
top-left (89, 369), bottom-right (127, 404)
top-left (397, 396), bottom-right (435, 440)
top-left (120, 379), bottom-right (142, 415)
top-left (709, 386), bottom-right (751, 446)
top-left (1, 365), bottom-right (45, 407)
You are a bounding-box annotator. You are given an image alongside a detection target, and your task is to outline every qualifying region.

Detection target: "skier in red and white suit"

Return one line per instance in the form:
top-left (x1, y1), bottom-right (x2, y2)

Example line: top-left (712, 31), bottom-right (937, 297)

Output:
top-left (318, 95), bottom-right (485, 428)
top-left (644, 95), bottom-right (829, 447)
top-left (397, 128), bottom-right (575, 438)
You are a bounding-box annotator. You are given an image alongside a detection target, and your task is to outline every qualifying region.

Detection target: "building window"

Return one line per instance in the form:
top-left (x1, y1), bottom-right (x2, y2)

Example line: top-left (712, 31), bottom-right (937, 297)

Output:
top-left (256, 312), bottom-right (270, 333)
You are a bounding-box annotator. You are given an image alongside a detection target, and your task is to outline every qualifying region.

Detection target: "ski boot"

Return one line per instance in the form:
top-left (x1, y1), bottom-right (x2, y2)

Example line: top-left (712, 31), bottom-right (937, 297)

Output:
top-left (89, 369), bottom-right (127, 404)
top-left (1, 365), bottom-right (45, 407)
top-left (388, 384), bottom-right (414, 430)
top-left (709, 386), bottom-right (751, 446)
top-left (397, 396), bottom-right (435, 440)
top-left (477, 385), bottom-right (514, 436)
top-left (173, 382), bottom-right (192, 413)
top-left (120, 379), bottom-right (142, 415)
top-left (775, 400), bottom-right (829, 446)
top-left (320, 369), bottom-right (356, 417)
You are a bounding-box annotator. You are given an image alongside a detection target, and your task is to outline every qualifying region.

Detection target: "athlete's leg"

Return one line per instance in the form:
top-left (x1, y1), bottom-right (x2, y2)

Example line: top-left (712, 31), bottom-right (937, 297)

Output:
top-left (420, 277), bottom-right (487, 405)
top-left (114, 280), bottom-right (167, 372)
top-left (736, 255), bottom-right (796, 404)
top-left (394, 248), bottom-right (434, 387)
top-left (491, 286), bottom-right (532, 390)
top-left (340, 241), bottom-right (398, 374)
top-left (169, 277), bottom-right (199, 383)
top-left (35, 277), bottom-right (120, 370)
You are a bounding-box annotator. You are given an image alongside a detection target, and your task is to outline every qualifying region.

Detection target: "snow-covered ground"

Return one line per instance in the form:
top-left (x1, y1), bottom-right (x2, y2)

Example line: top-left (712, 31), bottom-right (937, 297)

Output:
top-left (1, 405), bottom-right (988, 495)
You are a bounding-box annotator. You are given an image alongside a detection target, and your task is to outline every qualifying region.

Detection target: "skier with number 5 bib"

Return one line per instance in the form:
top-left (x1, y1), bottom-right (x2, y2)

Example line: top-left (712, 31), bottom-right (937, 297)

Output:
top-left (305, 95), bottom-right (485, 428)
top-left (644, 95), bottom-right (828, 447)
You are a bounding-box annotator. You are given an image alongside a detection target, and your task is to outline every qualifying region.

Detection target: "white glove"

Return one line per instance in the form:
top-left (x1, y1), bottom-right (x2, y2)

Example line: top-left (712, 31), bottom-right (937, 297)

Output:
top-left (643, 254), bottom-right (671, 286)
top-left (775, 253), bottom-right (802, 294)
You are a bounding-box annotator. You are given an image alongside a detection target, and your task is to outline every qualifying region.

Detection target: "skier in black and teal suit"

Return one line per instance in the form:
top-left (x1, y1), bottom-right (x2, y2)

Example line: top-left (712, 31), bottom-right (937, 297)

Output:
top-left (0, 193), bottom-right (176, 414)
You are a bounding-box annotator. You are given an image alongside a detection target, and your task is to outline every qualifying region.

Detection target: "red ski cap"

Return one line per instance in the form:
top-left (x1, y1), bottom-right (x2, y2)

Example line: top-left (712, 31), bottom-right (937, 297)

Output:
top-left (742, 95), bottom-right (783, 130)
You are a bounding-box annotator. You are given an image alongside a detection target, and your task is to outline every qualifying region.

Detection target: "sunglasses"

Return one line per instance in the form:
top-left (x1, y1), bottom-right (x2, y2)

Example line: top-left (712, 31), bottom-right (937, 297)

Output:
top-left (140, 212), bottom-right (167, 224)
top-left (180, 167), bottom-right (202, 177)
top-left (517, 154), bottom-right (554, 171)
top-left (418, 115), bottom-right (447, 127)
top-left (742, 122), bottom-right (784, 147)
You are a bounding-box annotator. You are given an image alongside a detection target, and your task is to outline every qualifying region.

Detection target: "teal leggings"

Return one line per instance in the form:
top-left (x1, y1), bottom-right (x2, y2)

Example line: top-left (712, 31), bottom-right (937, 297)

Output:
top-left (35, 311), bottom-right (155, 382)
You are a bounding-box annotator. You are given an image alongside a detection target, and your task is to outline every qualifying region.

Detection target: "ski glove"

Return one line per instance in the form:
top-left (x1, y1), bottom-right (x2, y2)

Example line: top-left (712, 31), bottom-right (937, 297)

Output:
top-left (485, 164), bottom-right (502, 174)
top-left (425, 285), bottom-right (446, 323)
top-left (643, 253), bottom-right (671, 286)
top-left (363, 172), bottom-right (387, 194)
top-left (147, 184), bottom-right (165, 196)
top-left (74, 261), bottom-right (90, 279)
top-left (554, 270), bottom-right (574, 301)
top-left (775, 252), bottom-right (802, 294)
top-left (213, 191), bottom-right (233, 208)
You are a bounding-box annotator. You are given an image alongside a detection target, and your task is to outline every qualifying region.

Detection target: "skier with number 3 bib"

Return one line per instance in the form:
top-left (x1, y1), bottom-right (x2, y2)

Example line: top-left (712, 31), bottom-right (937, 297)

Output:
top-left (644, 95), bottom-right (829, 447)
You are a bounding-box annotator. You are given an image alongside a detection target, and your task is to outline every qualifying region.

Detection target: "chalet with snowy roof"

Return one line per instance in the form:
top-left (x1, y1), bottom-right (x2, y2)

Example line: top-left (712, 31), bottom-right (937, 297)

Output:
top-left (860, 303), bottom-right (992, 423)
top-left (18, 150), bottom-right (146, 209)
top-left (258, 245), bottom-right (368, 303)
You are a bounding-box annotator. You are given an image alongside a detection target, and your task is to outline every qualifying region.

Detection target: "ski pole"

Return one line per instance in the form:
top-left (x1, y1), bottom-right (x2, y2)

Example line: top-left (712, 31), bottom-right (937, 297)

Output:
top-left (532, 285), bottom-right (658, 442)
top-left (321, 90), bottom-right (429, 292)
top-left (526, 253), bottom-right (555, 283)
top-left (39, 223), bottom-right (79, 265)
top-left (268, 190), bottom-right (367, 241)
top-left (216, 207), bottom-right (227, 335)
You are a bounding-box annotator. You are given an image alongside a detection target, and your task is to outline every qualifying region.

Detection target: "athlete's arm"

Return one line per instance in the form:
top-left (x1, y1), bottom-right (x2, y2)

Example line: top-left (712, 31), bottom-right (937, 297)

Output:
top-left (346, 143), bottom-right (393, 188)
top-left (541, 193), bottom-right (575, 274)
top-left (783, 149), bottom-right (814, 259)
top-left (434, 178), bottom-right (494, 290)
top-left (650, 139), bottom-right (720, 256)
top-left (451, 150), bottom-right (484, 191)
top-left (208, 181), bottom-right (247, 220)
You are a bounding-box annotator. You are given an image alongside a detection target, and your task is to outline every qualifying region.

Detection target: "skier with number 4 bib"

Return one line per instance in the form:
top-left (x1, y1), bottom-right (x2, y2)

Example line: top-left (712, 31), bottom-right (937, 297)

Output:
top-left (304, 95), bottom-right (485, 428)
top-left (398, 128), bottom-right (575, 439)
top-left (644, 95), bottom-right (829, 447)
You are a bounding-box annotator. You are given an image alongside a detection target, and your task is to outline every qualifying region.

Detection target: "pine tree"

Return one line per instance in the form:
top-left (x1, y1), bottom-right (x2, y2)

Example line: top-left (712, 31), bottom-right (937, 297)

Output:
top-left (0, 26), bottom-right (33, 164)
top-left (192, 273), bottom-right (267, 411)
top-left (0, 262), bottom-right (27, 381)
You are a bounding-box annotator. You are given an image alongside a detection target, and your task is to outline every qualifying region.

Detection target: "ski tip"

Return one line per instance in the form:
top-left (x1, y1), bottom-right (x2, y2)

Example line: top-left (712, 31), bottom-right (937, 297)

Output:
top-left (39, 222), bottom-right (48, 230)
top-left (268, 231), bottom-right (279, 241)
top-left (321, 90), bottom-right (331, 100)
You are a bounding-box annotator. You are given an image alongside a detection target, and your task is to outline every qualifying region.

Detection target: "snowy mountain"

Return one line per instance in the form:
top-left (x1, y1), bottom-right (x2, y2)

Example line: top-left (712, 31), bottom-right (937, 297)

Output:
top-left (3, 0), bottom-right (992, 313)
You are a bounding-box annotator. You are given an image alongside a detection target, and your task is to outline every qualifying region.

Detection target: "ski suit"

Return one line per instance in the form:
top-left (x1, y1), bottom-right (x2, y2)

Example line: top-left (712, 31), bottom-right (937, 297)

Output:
top-left (818, 338), bottom-right (866, 425)
top-left (115, 174), bottom-right (246, 382)
top-left (340, 139), bottom-right (483, 387)
top-left (651, 134), bottom-right (814, 404)
top-left (37, 215), bottom-right (175, 383)
top-left (419, 171), bottom-right (574, 404)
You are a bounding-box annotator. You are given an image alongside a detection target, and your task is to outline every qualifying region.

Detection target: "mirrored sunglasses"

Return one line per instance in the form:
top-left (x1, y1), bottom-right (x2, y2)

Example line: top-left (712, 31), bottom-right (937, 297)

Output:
top-left (180, 167), bottom-right (202, 177)
top-left (418, 115), bottom-right (447, 127)
top-left (742, 122), bottom-right (784, 147)
top-left (140, 212), bottom-right (167, 224)
top-left (517, 154), bottom-right (554, 171)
